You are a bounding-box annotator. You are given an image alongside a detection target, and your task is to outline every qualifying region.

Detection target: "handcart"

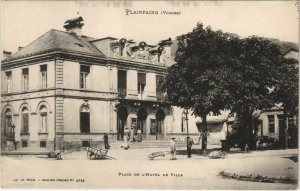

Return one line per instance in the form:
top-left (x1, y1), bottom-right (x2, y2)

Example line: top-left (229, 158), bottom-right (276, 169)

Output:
top-left (148, 151), bottom-right (170, 160)
top-left (208, 150), bottom-right (228, 159)
top-left (87, 147), bottom-right (108, 159)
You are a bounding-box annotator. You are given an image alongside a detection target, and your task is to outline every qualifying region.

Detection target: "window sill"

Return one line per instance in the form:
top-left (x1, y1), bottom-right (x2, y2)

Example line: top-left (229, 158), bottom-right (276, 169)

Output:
top-left (20, 132), bottom-right (30, 136)
top-left (38, 132), bottom-right (49, 135)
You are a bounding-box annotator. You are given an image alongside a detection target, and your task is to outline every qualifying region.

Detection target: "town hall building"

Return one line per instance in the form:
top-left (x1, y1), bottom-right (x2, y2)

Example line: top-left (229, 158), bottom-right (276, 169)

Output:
top-left (1, 17), bottom-right (193, 151)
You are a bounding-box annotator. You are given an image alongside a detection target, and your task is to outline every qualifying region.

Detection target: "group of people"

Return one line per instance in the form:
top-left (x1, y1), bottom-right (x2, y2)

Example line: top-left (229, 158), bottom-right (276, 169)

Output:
top-left (170, 136), bottom-right (194, 160)
top-left (122, 122), bottom-right (142, 150)
top-left (104, 122), bottom-right (195, 160)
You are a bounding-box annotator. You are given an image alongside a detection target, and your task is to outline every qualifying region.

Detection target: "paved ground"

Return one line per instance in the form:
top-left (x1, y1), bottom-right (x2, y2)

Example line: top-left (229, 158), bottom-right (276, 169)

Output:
top-left (1, 146), bottom-right (298, 190)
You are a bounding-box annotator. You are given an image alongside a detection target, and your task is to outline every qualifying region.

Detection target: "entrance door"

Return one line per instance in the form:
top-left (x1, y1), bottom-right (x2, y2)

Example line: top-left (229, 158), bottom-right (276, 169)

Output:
top-left (137, 108), bottom-right (148, 139)
top-left (156, 109), bottom-right (166, 140)
top-left (117, 107), bottom-right (128, 140)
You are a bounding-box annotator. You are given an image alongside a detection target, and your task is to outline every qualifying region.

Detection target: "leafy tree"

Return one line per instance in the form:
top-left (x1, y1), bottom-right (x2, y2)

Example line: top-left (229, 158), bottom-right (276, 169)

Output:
top-left (161, 23), bottom-right (241, 153)
top-left (162, 23), bottom-right (298, 152)
top-left (272, 56), bottom-right (298, 148)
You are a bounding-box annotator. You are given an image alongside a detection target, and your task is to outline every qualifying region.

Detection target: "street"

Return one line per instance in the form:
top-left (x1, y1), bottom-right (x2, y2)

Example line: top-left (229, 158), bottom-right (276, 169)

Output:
top-left (1, 147), bottom-right (298, 190)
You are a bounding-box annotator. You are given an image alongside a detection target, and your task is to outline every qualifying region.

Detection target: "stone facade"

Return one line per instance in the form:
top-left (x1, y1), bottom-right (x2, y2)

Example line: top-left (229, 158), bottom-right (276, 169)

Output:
top-left (1, 17), bottom-right (190, 152)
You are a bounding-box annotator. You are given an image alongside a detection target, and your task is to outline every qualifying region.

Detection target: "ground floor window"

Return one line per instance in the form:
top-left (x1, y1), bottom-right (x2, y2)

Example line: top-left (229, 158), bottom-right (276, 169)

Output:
top-left (22, 140), bottom-right (28, 147)
top-left (82, 141), bottom-right (90, 147)
top-left (40, 141), bottom-right (46, 148)
top-left (4, 109), bottom-right (13, 135)
top-left (268, 115), bottom-right (275, 133)
top-left (80, 105), bottom-right (90, 133)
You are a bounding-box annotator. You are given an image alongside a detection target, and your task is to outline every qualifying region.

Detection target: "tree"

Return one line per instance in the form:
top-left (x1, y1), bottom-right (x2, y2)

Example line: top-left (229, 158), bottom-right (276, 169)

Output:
top-left (162, 23), bottom-right (298, 152)
top-left (272, 56), bottom-right (298, 148)
top-left (226, 37), bottom-right (298, 150)
top-left (161, 23), bottom-right (241, 153)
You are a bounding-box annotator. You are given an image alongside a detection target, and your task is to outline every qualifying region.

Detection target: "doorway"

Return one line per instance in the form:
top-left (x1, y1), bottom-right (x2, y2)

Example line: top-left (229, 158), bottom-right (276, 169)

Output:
top-left (137, 108), bottom-right (148, 138)
top-left (117, 107), bottom-right (128, 140)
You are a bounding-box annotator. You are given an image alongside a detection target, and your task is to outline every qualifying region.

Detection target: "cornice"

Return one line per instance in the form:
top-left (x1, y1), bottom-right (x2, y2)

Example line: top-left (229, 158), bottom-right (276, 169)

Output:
top-left (1, 50), bottom-right (168, 74)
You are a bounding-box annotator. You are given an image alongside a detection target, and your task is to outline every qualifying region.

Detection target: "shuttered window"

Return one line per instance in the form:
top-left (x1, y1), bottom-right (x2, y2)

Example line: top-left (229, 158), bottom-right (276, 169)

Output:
top-left (22, 108), bottom-right (29, 134)
top-left (138, 73), bottom-right (146, 94)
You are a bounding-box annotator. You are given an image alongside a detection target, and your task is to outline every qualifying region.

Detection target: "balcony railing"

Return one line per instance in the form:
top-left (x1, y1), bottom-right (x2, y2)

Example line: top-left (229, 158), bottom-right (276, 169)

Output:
top-left (118, 89), bottom-right (168, 102)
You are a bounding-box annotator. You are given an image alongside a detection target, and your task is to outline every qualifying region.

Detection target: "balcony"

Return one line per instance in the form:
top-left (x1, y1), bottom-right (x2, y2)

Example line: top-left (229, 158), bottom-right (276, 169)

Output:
top-left (118, 89), bottom-right (167, 102)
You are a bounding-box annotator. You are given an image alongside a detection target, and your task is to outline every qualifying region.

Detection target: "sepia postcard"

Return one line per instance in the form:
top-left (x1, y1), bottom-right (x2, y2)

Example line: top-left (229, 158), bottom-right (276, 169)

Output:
top-left (0, 0), bottom-right (298, 190)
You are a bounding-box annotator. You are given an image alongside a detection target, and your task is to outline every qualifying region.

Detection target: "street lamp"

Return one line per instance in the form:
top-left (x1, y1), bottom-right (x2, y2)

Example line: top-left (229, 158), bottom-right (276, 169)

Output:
top-left (182, 108), bottom-right (189, 136)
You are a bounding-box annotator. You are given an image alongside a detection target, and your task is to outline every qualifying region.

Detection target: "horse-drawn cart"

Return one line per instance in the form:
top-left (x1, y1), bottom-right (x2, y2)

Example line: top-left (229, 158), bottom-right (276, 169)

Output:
top-left (87, 147), bottom-right (108, 159)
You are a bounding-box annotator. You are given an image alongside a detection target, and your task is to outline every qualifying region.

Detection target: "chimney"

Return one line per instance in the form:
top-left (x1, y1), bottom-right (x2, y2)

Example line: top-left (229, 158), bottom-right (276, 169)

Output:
top-left (18, 46), bottom-right (23, 51)
top-left (63, 16), bottom-right (84, 36)
top-left (2, 50), bottom-right (12, 59)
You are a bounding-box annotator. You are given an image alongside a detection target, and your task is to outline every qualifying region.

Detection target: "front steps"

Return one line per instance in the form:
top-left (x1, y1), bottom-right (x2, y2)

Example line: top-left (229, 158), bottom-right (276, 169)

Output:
top-left (108, 140), bottom-right (188, 149)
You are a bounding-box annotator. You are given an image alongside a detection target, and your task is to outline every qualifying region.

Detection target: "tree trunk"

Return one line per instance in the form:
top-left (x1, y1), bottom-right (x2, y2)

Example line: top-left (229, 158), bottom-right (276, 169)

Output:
top-left (201, 115), bottom-right (208, 154)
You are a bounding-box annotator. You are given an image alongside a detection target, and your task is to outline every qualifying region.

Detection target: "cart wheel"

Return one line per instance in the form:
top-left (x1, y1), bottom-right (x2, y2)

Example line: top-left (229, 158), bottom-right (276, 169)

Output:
top-left (149, 157), bottom-right (154, 160)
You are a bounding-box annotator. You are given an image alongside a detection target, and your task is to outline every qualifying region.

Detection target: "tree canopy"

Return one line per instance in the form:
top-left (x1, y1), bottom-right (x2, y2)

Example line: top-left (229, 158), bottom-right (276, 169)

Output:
top-left (161, 22), bottom-right (298, 152)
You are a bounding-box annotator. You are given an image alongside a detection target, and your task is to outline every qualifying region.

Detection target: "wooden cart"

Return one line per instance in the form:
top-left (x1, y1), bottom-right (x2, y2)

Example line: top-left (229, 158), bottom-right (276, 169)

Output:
top-left (87, 147), bottom-right (108, 159)
top-left (148, 151), bottom-right (171, 160)
top-left (208, 150), bottom-right (228, 159)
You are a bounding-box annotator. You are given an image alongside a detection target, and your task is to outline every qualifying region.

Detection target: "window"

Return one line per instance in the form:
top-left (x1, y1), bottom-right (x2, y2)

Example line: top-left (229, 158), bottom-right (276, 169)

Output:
top-left (4, 109), bottom-right (12, 135)
top-left (21, 107), bottom-right (29, 134)
top-left (156, 75), bottom-right (163, 100)
top-left (22, 140), bottom-right (28, 147)
top-left (82, 141), bottom-right (90, 147)
top-left (40, 65), bottom-right (47, 88)
top-left (40, 141), bottom-right (46, 148)
top-left (138, 73), bottom-right (146, 94)
top-left (22, 68), bottom-right (29, 91)
top-left (118, 70), bottom-right (127, 98)
top-left (39, 106), bottom-right (48, 133)
top-left (5, 71), bottom-right (12, 93)
top-left (268, 115), bottom-right (275, 133)
top-left (80, 105), bottom-right (90, 133)
top-left (80, 65), bottom-right (90, 89)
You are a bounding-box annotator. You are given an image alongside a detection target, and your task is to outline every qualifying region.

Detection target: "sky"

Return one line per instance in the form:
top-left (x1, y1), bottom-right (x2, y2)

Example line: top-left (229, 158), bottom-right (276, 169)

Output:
top-left (1, 1), bottom-right (299, 54)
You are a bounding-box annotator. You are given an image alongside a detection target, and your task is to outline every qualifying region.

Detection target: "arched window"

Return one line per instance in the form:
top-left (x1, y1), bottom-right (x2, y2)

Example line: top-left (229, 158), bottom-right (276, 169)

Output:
top-left (4, 109), bottom-right (13, 135)
top-left (80, 105), bottom-right (90, 133)
top-left (21, 107), bottom-right (29, 134)
top-left (39, 106), bottom-right (47, 133)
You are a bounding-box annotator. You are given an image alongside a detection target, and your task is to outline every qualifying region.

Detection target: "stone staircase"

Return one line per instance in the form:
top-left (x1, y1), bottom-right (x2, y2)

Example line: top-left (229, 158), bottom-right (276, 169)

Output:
top-left (108, 140), bottom-right (187, 149)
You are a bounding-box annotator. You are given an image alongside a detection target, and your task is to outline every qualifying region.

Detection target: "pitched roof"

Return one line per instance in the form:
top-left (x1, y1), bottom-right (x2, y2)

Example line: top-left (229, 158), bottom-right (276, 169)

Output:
top-left (5, 29), bottom-right (105, 61)
top-left (262, 37), bottom-right (298, 55)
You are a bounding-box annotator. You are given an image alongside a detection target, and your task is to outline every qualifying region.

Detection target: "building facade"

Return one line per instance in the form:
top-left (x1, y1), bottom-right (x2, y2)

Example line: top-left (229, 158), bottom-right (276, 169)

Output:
top-left (1, 17), bottom-right (182, 151)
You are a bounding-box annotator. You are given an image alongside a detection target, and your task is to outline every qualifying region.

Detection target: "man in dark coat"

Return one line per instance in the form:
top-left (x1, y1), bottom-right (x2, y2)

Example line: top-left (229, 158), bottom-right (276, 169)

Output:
top-left (187, 136), bottom-right (194, 158)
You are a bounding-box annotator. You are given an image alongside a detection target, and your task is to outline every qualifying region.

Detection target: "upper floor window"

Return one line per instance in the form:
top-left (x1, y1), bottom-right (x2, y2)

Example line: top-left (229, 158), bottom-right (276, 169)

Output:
top-left (22, 68), bottom-right (29, 91)
top-left (268, 115), bottom-right (275, 133)
top-left (118, 70), bottom-right (127, 98)
top-left (40, 65), bottom-right (47, 88)
top-left (80, 65), bottom-right (90, 89)
top-left (5, 71), bottom-right (12, 93)
top-left (156, 75), bottom-right (163, 93)
top-left (138, 73), bottom-right (146, 94)
top-left (21, 107), bottom-right (29, 134)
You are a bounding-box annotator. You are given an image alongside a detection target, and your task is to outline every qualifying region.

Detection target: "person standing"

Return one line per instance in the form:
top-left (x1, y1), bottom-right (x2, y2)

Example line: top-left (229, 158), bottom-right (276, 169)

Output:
top-left (103, 133), bottom-right (110, 149)
top-left (123, 126), bottom-right (130, 150)
top-left (130, 122), bottom-right (136, 142)
top-left (186, 136), bottom-right (194, 158)
top-left (170, 136), bottom-right (177, 160)
top-left (137, 128), bottom-right (142, 142)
